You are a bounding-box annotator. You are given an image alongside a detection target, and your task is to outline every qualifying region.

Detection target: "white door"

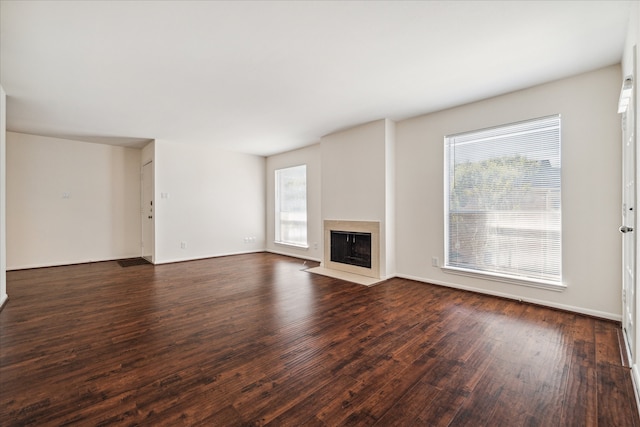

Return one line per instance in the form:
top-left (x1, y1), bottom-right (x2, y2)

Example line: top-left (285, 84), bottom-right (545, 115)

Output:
top-left (621, 73), bottom-right (636, 360)
top-left (142, 161), bottom-right (154, 263)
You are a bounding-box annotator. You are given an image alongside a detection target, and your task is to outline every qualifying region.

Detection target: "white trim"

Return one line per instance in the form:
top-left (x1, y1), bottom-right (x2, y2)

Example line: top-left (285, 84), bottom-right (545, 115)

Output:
top-left (7, 255), bottom-right (142, 270)
top-left (442, 266), bottom-right (566, 292)
top-left (7, 250), bottom-right (314, 270)
top-left (153, 250), bottom-right (265, 265)
top-left (266, 249), bottom-right (320, 263)
top-left (396, 273), bottom-right (620, 321)
top-left (0, 293), bottom-right (7, 311)
top-left (274, 241), bottom-right (309, 250)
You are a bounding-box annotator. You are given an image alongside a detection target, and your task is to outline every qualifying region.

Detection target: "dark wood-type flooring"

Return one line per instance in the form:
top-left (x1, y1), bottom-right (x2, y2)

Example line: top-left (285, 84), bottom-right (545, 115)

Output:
top-left (1, 252), bottom-right (639, 426)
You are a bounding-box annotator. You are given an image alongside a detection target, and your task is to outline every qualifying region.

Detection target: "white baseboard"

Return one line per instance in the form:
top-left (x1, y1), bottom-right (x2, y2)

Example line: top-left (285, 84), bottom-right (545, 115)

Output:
top-left (7, 250), bottom-right (303, 269)
top-left (7, 255), bottom-right (140, 271)
top-left (265, 249), bottom-right (321, 263)
top-left (395, 273), bottom-right (621, 321)
top-left (153, 250), bottom-right (266, 265)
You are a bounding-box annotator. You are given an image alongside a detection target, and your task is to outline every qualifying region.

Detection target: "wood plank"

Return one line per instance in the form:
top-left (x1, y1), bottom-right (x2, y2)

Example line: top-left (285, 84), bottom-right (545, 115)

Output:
top-left (597, 362), bottom-right (640, 426)
top-left (0, 253), bottom-right (637, 426)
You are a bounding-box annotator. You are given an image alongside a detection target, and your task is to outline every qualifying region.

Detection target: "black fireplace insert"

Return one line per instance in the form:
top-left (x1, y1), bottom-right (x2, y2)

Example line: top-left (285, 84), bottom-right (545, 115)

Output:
top-left (330, 231), bottom-right (372, 269)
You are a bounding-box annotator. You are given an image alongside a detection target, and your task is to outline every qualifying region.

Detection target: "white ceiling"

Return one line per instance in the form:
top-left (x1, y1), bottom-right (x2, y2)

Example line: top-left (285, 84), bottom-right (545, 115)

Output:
top-left (0, 0), bottom-right (633, 156)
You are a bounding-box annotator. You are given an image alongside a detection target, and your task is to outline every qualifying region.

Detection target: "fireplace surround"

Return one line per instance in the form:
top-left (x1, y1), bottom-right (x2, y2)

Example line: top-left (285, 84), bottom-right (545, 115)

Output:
top-left (323, 220), bottom-right (380, 279)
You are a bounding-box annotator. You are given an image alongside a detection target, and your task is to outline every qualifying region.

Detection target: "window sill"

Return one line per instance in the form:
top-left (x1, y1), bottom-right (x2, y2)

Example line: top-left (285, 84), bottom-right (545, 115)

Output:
top-left (442, 266), bottom-right (566, 292)
top-left (274, 241), bottom-right (309, 250)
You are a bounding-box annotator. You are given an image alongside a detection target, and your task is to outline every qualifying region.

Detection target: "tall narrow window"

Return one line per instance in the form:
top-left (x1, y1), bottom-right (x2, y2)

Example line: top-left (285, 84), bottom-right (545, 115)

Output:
top-left (444, 115), bottom-right (562, 287)
top-left (275, 165), bottom-right (308, 247)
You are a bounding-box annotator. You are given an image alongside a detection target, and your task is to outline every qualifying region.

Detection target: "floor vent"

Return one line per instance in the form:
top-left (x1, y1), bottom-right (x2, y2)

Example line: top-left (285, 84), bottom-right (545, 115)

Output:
top-left (117, 258), bottom-right (151, 268)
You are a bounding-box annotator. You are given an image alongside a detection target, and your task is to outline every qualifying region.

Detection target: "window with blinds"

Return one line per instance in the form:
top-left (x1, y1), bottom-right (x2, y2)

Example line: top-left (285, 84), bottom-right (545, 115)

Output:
top-left (444, 115), bottom-right (562, 287)
top-left (275, 164), bottom-right (308, 247)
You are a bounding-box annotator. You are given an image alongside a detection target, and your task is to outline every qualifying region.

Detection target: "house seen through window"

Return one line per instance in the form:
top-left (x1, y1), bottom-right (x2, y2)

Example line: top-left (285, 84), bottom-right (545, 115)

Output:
top-left (275, 164), bottom-right (308, 247)
top-left (444, 115), bottom-right (562, 287)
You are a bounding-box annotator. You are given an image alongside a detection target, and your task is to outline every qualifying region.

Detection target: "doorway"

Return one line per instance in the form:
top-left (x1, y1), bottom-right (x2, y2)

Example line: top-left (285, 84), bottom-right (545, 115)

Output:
top-left (142, 161), bottom-right (154, 263)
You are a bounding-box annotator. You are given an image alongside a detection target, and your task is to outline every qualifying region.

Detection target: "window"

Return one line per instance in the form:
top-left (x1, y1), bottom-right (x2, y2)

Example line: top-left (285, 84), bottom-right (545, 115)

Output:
top-left (275, 165), bottom-right (308, 247)
top-left (444, 115), bottom-right (562, 288)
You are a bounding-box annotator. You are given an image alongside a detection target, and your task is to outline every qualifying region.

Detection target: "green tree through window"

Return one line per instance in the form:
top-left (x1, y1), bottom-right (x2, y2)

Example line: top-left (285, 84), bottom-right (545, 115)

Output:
top-left (451, 156), bottom-right (547, 210)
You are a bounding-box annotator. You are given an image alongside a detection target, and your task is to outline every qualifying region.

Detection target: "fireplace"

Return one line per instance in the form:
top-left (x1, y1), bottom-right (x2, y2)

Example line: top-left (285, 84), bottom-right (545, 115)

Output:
top-left (324, 220), bottom-right (380, 279)
top-left (330, 231), bottom-right (372, 268)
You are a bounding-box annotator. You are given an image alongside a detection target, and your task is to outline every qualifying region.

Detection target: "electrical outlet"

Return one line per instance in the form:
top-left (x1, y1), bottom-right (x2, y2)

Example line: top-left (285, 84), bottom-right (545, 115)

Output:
top-left (181, 241), bottom-right (187, 249)
top-left (431, 257), bottom-right (439, 267)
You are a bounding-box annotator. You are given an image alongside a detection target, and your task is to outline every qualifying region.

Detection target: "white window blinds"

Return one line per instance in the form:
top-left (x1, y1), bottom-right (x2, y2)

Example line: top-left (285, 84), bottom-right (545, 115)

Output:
top-left (445, 115), bottom-right (562, 286)
top-left (275, 165), bottom-right (308, 247)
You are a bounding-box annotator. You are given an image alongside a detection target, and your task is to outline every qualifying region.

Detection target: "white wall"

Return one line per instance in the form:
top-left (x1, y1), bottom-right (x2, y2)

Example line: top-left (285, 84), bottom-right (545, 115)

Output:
top-left (320, 119), bottom-right (394, 278)
top-left (0, 86), bottom-right (6, 308)
top-left (153, 139), bottom-right (265, 263)
top-left (396, 65), bottom-right (622, 319)
top-left (5, 135), bottom-right (266, 268)
top-left (6, 133), bottom-right (142, 268)
top-left (385, 119), bottom-right (396, 278)
top-left (265, 143), bottom-right (322, 261)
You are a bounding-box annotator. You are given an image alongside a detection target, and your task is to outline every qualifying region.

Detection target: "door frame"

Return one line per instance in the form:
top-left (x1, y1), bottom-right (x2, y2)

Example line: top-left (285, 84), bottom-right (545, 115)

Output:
top-left (141, 161), bottom-right (154, 263)
top-left (621, 46), bottom-right (640, 415)
top-left (622, 78), bottom-right (636, 359)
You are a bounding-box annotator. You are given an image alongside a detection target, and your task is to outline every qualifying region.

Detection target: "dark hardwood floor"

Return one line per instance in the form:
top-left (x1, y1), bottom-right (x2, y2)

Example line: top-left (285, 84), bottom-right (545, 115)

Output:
top-left (1, 252), bottom-right (638, 426)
